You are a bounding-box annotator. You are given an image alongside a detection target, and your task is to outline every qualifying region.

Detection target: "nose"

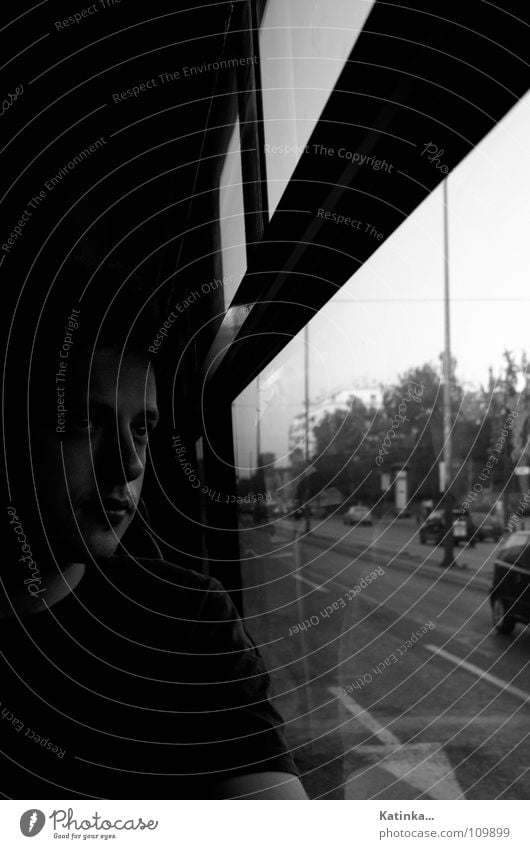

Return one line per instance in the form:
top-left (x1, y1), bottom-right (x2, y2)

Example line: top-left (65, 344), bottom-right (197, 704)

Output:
top-left (120, 430), bottom-right (144, 482)
top-left (99, 423), bottom-right (145, 484)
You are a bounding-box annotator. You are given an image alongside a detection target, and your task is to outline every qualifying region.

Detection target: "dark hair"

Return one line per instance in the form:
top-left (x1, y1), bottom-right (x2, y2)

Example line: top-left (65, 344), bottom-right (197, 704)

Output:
top-left (4, 255), bottom-right (169, 431)
top-left (38, 255), bottom-right (166, 365)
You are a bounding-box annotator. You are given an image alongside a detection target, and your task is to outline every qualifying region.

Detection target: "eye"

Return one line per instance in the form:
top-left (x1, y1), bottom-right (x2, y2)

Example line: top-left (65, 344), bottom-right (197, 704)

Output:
top-left (132, 424), bottom-right (148, 439)
top-left (70, 415), bottom-right (97, 433)
top-left (68, 406), bottom-right (105, 435)
top-left (132, 420), bottom-right (156, 440)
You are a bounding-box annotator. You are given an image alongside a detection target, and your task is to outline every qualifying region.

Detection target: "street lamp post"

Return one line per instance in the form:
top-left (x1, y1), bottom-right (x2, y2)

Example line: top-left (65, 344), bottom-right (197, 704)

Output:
top-left (441, 177), bottom-right (455, 568)
top-left (304, 324), bottom-right (311, 534)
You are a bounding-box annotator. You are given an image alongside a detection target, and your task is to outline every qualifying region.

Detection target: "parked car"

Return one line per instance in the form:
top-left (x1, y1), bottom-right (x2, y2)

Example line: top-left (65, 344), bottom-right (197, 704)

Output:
top-left (471, 511), bottom-right (503, 542)
top-left (489, 530), bottom-right (530, 634)
top-left (343, 504), bottom-right (373, 526)
top-left (419, 508), bottom-right (476, 546)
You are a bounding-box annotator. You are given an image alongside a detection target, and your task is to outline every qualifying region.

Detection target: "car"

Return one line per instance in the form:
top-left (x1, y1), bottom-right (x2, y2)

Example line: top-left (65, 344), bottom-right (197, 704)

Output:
top-left (419, 508), bottom-right (476, 547)
top-left (471, 511), bottom-right (503, 542)
top-left (343, 504), bottom-right (373, 526)
top-left (489, 530), bottom-right (530, 634)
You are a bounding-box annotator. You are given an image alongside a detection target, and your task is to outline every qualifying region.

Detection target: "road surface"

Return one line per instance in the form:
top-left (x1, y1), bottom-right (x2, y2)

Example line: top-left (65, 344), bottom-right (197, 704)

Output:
top-left (239, 516), bottom-right (530, 799)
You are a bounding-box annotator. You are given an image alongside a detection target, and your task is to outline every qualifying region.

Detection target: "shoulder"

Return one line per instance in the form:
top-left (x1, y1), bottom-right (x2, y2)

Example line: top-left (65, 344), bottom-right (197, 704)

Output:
top-left (104, 555), bottom-right (233, 620)
top-left (110, 555), bottom-right (217, 588)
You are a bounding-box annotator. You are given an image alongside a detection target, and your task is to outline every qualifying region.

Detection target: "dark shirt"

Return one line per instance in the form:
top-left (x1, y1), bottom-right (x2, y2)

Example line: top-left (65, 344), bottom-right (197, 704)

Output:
top-left (0, 557), bottom-right (297, 799)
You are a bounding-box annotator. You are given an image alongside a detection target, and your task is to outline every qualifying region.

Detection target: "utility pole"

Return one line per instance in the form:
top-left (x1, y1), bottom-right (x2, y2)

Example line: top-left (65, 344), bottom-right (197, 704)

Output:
top-left (304, 324), bottom-right (311, 534)
top-left (256, 372), bottom-right (261, 474)
top-left (441, 177), bottom-right (455, 568)
top-left (254, 374), bottom-right (264, 524)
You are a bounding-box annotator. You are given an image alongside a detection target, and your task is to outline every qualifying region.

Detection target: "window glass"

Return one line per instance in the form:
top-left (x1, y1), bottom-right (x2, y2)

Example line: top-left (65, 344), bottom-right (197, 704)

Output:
top-left (503, 533), bottom-right (529, 551)
top-left (500, 534), bottom-right (530, 565)
top-left (231, 93), bottom-right (530, 799)
top-left (500, 546), bottom-right (525, 565)
top-left (514, 544), bottom-right (530, 571)
top-left (219, 117), bottom-right (247, 308)
top-left (260, 0), bottom-right (375, 215)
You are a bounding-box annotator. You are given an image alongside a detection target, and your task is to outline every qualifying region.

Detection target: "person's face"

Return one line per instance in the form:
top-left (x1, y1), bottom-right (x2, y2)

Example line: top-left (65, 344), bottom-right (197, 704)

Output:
top-left (33, 348), bottom-right (159, 562)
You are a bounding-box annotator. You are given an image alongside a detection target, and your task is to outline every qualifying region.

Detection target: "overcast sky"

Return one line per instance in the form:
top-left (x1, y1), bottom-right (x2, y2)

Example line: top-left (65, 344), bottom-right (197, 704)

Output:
top-left (233, 89), bottom-right (530, 469)
top-left (316, 88), bottom-right (530, 392)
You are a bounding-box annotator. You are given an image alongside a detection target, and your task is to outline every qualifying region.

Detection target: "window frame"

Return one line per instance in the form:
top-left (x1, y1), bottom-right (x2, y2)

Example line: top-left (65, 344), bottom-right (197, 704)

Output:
top-left (200, 0), bottom-right (530, 606)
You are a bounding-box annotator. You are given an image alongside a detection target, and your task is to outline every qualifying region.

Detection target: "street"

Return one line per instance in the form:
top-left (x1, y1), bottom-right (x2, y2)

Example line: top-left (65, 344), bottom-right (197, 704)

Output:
top-left (240, 516), bottom-right (530, 799)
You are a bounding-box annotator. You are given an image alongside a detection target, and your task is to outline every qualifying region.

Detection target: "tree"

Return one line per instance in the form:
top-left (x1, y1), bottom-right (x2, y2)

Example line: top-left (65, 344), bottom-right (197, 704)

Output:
top-left (480, 350), bottom-right (524, 494)
top-left (380, 363), bottom-right (449, 499)
top-left (312, 396), bottom-right (384, 503)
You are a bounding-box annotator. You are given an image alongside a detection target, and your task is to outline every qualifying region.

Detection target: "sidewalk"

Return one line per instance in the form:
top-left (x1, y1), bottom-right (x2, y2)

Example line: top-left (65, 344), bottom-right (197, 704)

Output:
top-left (275, 516), bottom-right (496, 592)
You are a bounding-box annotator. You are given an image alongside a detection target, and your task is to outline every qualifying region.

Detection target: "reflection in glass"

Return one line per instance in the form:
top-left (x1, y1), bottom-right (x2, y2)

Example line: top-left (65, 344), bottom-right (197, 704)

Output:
top-left (219, 117), bottom-right (247, 308)
top-left (260, 0), bottom-right (375, 215)
top-left (230, 94), bottom-right (530, 797)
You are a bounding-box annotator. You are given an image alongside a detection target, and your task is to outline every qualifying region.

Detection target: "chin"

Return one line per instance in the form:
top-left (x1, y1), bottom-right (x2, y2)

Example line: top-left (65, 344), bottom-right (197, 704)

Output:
top-left (59, 527), bottom-right (123, 562)
top-left (79, 512), bottom-right (133, 558)
top-left (45, 513), bottom-right (128, 562)
top-left (83, 532), bottom-right (123, 560)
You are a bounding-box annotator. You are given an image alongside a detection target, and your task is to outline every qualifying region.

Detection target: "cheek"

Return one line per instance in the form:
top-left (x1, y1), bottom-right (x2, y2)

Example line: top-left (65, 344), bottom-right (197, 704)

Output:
top-left (59, 442), bottom-right (96, 490)
top-left (129, 469), bottom-right (146, 497)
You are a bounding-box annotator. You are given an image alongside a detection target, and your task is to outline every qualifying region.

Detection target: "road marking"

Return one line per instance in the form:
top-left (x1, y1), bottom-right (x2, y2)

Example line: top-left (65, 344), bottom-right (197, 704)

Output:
top-left (356, 592), bottom-right (382, 607)
top-left (330, 686), bottom-right (402, 747)
top-left (303, 571), bottom-right (374, 595)
top-left (343, 742), bottom-right (463, 800)
top-left (330, 687), bottom-right (464, 799)
top-left (292, 573), bottom-right (328, 593)
top-left (310, 583), bottom-right (431, 629)
top-left (425, 644), bottom-right (530, 705)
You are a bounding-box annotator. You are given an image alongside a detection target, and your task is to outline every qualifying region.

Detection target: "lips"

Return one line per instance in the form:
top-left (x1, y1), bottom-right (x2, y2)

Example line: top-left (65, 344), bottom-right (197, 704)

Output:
top-left (81, 494), bottom-right (135, 526)
top-left (102, 496), bottom-right (132, 512)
